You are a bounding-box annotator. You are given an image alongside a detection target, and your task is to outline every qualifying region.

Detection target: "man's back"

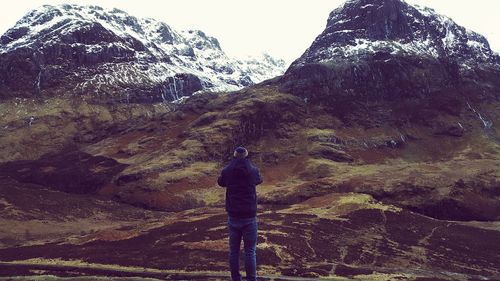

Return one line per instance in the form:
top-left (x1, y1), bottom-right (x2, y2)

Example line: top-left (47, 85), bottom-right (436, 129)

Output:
top-left (218, 157), bottom-right (263, 218)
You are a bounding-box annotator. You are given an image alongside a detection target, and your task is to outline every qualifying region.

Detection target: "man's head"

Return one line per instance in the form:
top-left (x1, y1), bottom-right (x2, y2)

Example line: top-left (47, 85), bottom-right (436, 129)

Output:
top-left (233, 146), bottom-right (248, 159)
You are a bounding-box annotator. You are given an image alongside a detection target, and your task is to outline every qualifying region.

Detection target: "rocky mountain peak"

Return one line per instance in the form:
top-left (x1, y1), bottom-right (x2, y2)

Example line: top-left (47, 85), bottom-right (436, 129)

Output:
top-left (0, 4), bottom-right (286, 102)
top-left (327, 0), bottom-right (417, 40)
top-left (279, 0), bottom-right (500, 129)
top-left (290, 0), bottom-right (498, 69)
top-left (182, 30), bottom-right (222, 51)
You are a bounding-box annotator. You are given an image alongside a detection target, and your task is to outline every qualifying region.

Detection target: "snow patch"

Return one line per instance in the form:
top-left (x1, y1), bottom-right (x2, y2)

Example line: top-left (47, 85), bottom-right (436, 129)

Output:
top-left (360, 4), bottom-right (377, 9)
top-left (316, 38), bottom-right (439, 61)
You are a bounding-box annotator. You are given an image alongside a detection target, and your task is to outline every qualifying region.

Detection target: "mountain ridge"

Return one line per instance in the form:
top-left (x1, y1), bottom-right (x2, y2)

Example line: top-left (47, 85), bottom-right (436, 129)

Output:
top-left (289, 0), bottom-right (499, 70)
top-left (0, 4), bottom-right (286, 102)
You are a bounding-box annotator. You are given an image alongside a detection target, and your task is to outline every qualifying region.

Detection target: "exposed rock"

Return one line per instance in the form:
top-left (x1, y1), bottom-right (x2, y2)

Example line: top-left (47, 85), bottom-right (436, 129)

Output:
top-left (115, 173), bottom-right (143, 186)
top-left (309, 143), bottom-right (354, 162)
top-left (433, 121), bottom-right (465, 137)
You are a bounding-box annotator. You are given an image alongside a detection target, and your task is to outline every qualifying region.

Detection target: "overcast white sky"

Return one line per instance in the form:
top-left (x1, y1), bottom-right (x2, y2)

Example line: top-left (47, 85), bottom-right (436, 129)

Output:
top-left (1, 0), bottom-right (499, 63)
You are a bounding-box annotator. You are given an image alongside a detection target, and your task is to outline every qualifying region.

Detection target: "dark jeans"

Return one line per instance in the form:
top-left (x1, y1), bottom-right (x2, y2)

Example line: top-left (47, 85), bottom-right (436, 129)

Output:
top-left (228, 216), bottom-right (257, 281)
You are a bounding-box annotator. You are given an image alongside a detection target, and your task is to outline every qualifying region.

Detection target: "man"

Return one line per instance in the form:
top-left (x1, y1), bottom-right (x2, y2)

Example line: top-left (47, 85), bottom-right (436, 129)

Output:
top-left (218, 146), bottom-right (263, 281)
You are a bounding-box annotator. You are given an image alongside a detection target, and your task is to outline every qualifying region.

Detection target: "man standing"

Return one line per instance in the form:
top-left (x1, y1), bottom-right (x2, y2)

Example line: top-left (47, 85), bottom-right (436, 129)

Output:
top-left (218, 146), bottom-right (263, 281)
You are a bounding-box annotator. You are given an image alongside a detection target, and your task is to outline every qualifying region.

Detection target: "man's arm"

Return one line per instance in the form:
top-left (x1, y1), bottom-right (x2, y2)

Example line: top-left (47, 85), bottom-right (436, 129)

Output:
top-left (217, 169), bottom-right (226, 188)
top-left (254, 168), bottom-right (263, 185)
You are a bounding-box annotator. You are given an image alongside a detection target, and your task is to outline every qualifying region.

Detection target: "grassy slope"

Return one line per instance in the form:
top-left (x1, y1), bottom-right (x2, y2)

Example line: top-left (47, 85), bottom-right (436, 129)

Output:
top-left (0, 86), bottom-right (499, 279)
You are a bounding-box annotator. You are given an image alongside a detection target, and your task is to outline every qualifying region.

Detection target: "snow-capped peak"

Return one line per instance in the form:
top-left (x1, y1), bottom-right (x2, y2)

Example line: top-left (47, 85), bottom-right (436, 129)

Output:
top-left (290, 0), bottom-right (498, 69)
top-left (0, 4), bottom-right (287, 101)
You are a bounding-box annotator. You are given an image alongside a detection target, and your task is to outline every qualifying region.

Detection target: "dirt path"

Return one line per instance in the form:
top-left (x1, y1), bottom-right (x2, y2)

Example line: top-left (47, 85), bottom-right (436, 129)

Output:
top-left (0, 261), bottom-right (352, 281)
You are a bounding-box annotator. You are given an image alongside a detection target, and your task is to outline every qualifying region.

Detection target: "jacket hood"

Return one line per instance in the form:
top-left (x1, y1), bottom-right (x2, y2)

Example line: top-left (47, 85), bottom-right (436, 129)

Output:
top-left (228, 158), bottom-right (252, 177)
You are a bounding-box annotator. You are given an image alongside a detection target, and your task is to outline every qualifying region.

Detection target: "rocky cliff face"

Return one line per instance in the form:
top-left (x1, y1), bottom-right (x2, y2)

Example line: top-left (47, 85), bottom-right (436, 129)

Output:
top-left (281, 0), bottom-right (500, 127)
top-left (290, 0), bottom-right (499, 68)
top-left (0, 4), bottom-right (286, 102)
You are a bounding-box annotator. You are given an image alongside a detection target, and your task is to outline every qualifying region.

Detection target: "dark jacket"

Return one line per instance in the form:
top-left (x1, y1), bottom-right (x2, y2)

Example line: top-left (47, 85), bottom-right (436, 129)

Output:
top-left (217, 158), bottom-right (263, 218)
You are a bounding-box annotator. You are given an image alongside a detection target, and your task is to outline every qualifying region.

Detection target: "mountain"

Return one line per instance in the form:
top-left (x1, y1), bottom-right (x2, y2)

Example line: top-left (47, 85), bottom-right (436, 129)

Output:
top-left (0, 4), bottom-right (286, 102)
top-left (291, 0), bottom-right (499, 68)
top-left (281, 0), bottom-right (500, 127)
top-left (1, 0), bottom-right (499, 280)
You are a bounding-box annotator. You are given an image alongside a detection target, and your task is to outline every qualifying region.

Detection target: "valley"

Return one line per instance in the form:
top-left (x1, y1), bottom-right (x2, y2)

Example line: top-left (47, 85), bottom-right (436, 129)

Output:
top-left (1, 0), bottom-right (499, 280)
